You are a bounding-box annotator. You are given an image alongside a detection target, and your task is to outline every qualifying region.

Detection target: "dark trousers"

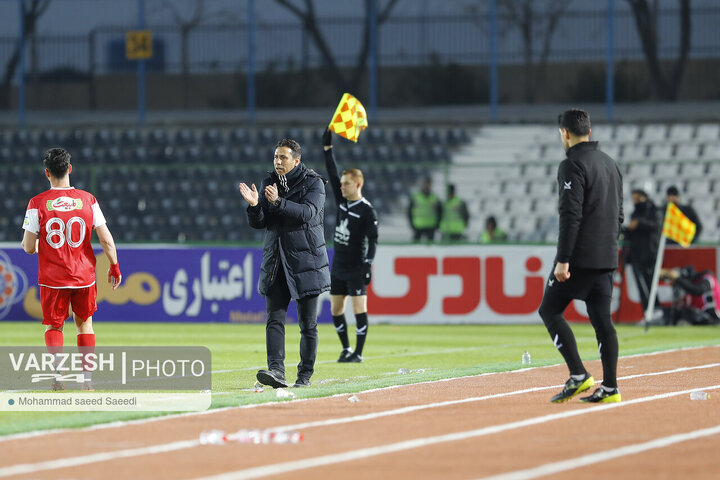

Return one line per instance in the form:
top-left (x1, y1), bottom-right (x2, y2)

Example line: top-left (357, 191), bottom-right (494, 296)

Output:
top-left (538, 267), bottom-right (619, 389)
top-left (413, 228), bottom-right (436, 242)
top-left (630, 260), bottom-right (655, 312)
top-left (265, 269), bottom-right (319, 382)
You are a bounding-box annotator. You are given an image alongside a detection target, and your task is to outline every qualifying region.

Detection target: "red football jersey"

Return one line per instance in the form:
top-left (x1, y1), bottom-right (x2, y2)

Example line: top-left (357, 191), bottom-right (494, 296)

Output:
top-left (23, 187), bottom-right (107, 288)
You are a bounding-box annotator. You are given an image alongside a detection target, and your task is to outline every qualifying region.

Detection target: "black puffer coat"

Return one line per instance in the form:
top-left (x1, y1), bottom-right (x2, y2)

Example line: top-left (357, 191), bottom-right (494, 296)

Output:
top-left (247, 162), bottom-right (331, 299)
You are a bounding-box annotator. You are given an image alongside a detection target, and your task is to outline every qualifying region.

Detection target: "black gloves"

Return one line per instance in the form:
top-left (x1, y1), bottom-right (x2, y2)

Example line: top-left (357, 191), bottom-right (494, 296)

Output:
top-left (322, 128), bottom-right (333, 148)
top-left (361, 263), bottom-right (372, 285)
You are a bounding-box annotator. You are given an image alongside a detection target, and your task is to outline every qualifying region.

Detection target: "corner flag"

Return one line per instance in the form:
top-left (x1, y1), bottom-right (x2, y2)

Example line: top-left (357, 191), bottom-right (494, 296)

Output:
top-left (328, 93), bottom-right (368, 143)
top-left (643, 202), bottom-right (697, 330)
top-left (662, 202), bottom-right (696, 247)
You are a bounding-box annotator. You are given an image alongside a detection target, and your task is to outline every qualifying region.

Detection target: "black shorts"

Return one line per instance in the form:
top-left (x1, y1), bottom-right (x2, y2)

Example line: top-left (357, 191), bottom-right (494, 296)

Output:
top-left (544, 267), bottom-right (614, 302)
top-left (330, 274), bottom-right (366, 296)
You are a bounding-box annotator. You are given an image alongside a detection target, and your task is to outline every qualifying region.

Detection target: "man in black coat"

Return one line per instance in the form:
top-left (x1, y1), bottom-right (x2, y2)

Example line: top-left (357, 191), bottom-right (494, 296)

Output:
top-left (239, 138), bottom-right (331, 389)
top-left (539, 109), bottom-right (624, 404)
top-left (624, 189), bottom-right (660, 312)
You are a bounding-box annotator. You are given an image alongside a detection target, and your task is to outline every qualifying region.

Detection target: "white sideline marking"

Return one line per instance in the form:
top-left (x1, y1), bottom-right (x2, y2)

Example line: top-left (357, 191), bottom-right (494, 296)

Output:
top-left (0, 347), bottom-right (716, 445)
top-left (0, 341), bottom-right (550, 442)
top-left (476, 425), bottom-right (720, 480)
top-left (0, 440), bottom-right (200, 478)
top-left (263, 362), bottom-right (720, 433)
top-left (190, 385), bottom-right (720, 480)
top-left (1, 372), bottom-right (718, 479)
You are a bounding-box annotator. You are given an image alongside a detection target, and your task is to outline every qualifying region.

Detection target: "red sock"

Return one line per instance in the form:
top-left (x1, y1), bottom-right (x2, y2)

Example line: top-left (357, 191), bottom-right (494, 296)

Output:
top-left (77, 333), bottom-right (95, 348)
top-left (44, 329), bottom-right (63, 355)
top-left (77, 334), bottom-right (96, 373)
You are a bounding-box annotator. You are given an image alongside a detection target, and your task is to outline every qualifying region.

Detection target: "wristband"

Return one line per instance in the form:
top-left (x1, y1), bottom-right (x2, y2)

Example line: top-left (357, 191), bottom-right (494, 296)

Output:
top-left (109, 263), bottom-right (121, 277)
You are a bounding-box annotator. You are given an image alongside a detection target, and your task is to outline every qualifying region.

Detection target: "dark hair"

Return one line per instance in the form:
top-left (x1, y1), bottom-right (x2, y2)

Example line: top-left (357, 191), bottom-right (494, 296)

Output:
top-left (43, 148), bottom-right (71, 178)
top-left (275, 138), bottom-right (302, 158)
top-left (631, 188), bottom-right (648, 199)
top-left (558, 109), bottom-right (591, 136)
top-left (666, 185), bottom-right (680, 196)
top-left (447, 184), bottom-right (456, 195)
top-left (486, 216), bottom-right (497, 228)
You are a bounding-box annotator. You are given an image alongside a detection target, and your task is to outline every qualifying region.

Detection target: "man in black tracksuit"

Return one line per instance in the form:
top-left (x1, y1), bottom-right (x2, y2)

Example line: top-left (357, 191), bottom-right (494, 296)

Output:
top-left (323, 129), bottom-right (379, 363)
top-left (539, 109), bottom-right (624, 404)
top-left (238, 138), bottom-right (331, 389)
top-left (624, 189), bottom-right (660, 312)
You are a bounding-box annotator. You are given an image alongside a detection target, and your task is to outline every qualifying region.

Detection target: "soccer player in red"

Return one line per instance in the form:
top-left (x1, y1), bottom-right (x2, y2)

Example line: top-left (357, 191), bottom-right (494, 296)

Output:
top-left (21, 148), bottom-right (121, 390)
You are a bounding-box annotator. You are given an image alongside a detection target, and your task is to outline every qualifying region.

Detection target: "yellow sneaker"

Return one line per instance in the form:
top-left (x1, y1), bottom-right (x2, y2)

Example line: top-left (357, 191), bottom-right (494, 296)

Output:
top-left (580, 387), bottom-right (621, 403)
top-left (551, 374), bottom-right (595, 403)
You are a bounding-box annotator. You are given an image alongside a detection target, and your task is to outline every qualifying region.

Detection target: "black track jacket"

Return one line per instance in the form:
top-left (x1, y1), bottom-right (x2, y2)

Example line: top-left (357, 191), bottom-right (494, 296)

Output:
top-left (324, 149), bottom-right (379, 278)
top-left (555, 141), bottom-right (624, 269)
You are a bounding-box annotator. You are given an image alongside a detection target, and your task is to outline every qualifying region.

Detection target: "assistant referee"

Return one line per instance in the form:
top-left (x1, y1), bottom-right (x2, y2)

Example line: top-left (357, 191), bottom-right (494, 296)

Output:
top-left (323, 129), bottom-right (379, 363)
top-left (539, 109), bottom-right (624, 404)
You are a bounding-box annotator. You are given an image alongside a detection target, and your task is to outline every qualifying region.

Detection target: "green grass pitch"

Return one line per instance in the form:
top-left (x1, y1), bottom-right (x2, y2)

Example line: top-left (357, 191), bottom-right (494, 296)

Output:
top-left (1, 321), bottom-right (718, 436)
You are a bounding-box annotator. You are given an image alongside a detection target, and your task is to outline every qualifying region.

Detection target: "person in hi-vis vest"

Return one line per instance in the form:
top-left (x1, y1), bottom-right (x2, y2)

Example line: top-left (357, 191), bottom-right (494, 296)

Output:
top-left (408, 177), bottom-right (442, 242)
top-left (440, 184), bottom-right (469, 241)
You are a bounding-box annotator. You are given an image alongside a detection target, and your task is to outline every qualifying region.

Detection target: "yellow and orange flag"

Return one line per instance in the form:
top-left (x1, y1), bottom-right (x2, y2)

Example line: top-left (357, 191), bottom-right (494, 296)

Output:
top-left (662, 202), bottom-right (696, 247)
top-left (328, 93), bottom-right (368, 143)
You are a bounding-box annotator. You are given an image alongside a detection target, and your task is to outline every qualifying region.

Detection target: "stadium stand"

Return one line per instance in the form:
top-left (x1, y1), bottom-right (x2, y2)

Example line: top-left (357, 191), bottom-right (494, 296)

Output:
top-left (445, 123), bottom-right (719, 244)
top-left (0, 126), bottom-right (465, 243)
top-left (1, 123), bottom-right (717, 244)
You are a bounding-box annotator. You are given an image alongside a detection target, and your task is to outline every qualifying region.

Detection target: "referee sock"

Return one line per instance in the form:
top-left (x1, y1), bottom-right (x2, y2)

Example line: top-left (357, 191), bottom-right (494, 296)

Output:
top-left (332, 314), bottom-right (350, 349)
top-left (354, 312), bottom-right (368, 356)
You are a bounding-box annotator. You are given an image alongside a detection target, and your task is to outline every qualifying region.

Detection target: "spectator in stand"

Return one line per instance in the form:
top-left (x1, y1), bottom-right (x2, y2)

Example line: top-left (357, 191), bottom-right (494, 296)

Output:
top-left (440, 184), bottom-right (469, 242)
top-left (408, 177), bottom-right (442, 242)
top-left (664, 186), bottom-right (702, 244)
top-left (480, 216), bottom-right (507, 244)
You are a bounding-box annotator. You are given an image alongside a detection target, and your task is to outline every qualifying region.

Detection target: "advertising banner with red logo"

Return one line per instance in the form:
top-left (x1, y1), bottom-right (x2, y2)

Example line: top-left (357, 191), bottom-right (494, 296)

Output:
top-left (366, 245), bottom-right (718, 324)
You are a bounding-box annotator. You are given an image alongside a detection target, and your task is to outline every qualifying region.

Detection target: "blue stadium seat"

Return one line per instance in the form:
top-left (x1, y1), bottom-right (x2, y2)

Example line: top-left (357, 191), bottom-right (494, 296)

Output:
top-left (94, 129), bottom-right (114, 147)
top-left (393, 128), bottom-right (413, 144)
top-left (39, 130), bottom-right (60, 148)
top-left (175, 129), bottom-right (198, 147)
top-left (202, 128), bottom-right (223, 146)
top-left (419, 127), bottom-right (441, 145)
top-left (256, 128), bottom-right (276, 145)
top-left (120, 129), bottom-right (140, 147)
top-left (365, 128), bottom-right (388, 145)
top-left (284, 128), bottom-right (305, 144)
top-left (446, 128), bottom-right (469, 145)
top-left (148, 129), bottom-right (168, 148)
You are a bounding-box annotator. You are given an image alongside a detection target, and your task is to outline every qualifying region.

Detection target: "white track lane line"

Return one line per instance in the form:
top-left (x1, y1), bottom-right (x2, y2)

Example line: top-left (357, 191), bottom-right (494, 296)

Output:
top-left (1, 345), bottom-right (716, 444)
top-left (1, 374), bottom-right (718, 479)
top-left (190, 385), bottom-right (720, 480)
top-left (2, 358), bottom-right (717, 445)
top-left (259, 362), bottom-right (720, 433)
top-left (475, 424), bottom-right (720, 480)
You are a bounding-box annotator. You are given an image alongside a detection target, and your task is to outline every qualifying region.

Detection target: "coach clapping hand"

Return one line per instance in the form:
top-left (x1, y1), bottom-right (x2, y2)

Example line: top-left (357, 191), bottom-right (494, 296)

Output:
top-left (238, 183), bottom-right (259, 207)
